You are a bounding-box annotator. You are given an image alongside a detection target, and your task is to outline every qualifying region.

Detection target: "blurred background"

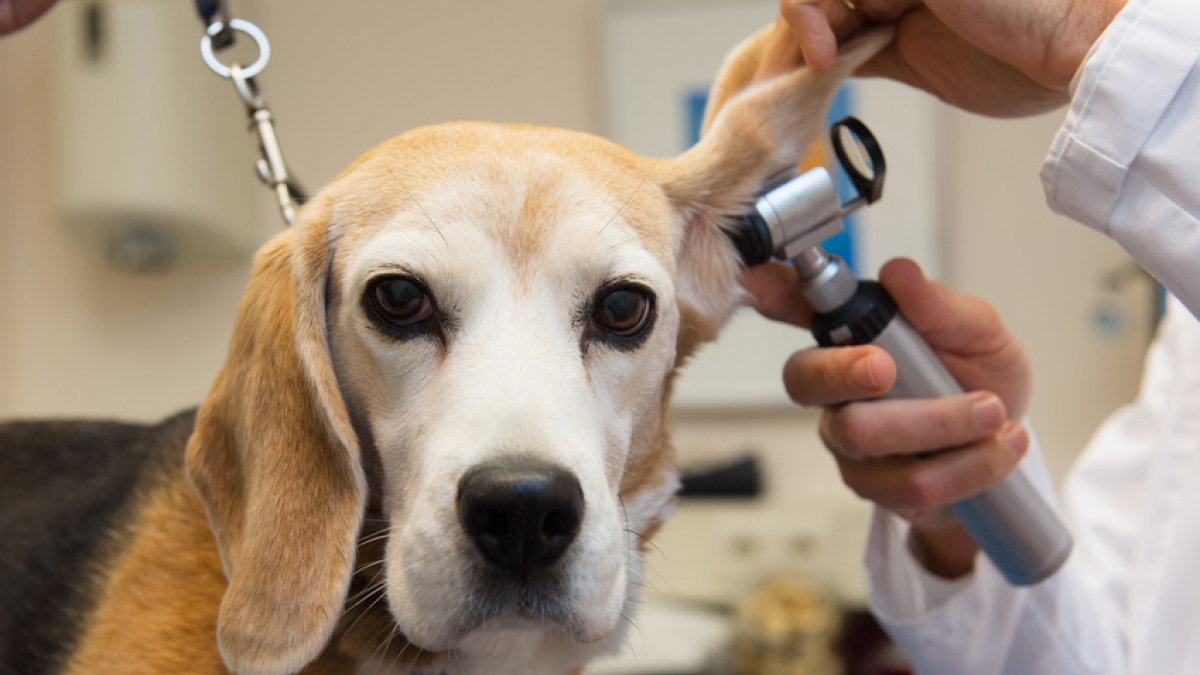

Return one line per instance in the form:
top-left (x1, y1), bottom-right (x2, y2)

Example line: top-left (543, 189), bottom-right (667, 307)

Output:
top-left (0, 0), bottom-right (1160, 673)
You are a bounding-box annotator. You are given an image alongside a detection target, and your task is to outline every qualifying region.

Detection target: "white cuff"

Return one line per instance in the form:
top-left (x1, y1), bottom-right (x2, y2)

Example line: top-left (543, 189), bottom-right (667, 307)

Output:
top-left (864, 509), bottom-right (975, 624)
top-left (1042, 0), bottom-right (1200, 234)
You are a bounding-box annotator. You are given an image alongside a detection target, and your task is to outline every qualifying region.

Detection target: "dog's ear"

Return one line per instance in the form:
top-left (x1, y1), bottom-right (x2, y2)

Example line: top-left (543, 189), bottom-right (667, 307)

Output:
top-left (185, 197), bottom-right (365, 675)
top-left (655, 26), bottom-right (892, 359)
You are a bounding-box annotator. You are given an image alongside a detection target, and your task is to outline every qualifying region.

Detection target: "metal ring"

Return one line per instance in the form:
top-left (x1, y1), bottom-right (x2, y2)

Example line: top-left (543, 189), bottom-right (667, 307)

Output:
top-left (200, 19), bottom-right (271, 79)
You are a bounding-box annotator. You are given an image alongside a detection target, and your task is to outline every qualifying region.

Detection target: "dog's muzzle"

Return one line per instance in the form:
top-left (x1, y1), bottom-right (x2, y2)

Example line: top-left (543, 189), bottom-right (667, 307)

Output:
top-left (456, 458), bottom-right (585, 578)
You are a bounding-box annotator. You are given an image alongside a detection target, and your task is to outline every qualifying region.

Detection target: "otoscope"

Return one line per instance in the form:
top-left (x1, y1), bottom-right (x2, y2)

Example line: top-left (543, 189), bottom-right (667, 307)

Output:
top-left (728, 117), bottom-right (1073, 586)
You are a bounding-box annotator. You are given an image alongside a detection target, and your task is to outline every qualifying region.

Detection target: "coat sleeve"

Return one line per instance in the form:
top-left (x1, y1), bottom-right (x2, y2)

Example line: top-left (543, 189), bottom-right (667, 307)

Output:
top-left (862, 433), bottom-right (1128, 675)
top-left (862, 296), bottom-right (1199, 674)
top-left (1041, 0), bottom-right (1200, 317)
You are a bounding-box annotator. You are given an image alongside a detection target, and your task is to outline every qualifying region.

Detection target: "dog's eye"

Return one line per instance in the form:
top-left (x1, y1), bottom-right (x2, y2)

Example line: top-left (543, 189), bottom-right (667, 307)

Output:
top-left (592, 285), bottom-right (654, 339)
top-left (368, 276), bottom-right (434, 327)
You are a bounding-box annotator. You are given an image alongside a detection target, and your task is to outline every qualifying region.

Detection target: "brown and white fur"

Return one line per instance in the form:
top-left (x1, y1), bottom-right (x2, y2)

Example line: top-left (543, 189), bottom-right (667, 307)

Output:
top-left (0, 25), bottom-right (891, 675)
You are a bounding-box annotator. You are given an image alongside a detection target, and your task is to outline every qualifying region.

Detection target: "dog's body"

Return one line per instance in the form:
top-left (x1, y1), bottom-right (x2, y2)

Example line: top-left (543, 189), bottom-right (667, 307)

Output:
top-left (0, 27), bottom-right (890, 675)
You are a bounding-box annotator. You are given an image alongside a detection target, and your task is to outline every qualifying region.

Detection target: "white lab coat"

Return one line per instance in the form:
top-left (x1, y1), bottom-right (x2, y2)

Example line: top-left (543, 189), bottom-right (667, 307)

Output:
top-left (864, 0), bottom-right (1200, 672)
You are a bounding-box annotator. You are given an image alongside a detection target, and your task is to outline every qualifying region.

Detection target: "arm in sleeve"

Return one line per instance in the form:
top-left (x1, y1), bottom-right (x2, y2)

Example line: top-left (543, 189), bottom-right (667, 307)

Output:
top-left (863, 433), bottom-right (1128, 675)
top-left (861, 297), bottom-right (1199, 674)
top-left (1042, 0), bottom-right (1200, 317)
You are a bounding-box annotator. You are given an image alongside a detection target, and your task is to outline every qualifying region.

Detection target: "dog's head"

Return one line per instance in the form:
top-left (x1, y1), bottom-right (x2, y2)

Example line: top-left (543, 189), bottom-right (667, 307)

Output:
top-left (184, 27), bottom-right (891, 675)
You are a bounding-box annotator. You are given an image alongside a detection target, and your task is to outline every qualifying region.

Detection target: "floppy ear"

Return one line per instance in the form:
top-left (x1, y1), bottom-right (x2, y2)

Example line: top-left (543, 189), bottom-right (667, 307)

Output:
top-left (185, 196), bottom-right (365, 675)
top-left (656, 26), bottom-right (893, 358)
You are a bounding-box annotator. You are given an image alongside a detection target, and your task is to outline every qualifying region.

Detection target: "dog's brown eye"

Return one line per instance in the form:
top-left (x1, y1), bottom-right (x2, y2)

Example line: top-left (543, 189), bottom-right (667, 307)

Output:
top-left (594, 287), bottom-right (652, 337)
top-left (371, 277), bottom-right (433, 326)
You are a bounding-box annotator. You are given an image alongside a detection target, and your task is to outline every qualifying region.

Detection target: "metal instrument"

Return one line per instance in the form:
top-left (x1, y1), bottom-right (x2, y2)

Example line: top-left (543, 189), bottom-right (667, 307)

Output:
top-left (728, 118), bottom-right (1073, 586)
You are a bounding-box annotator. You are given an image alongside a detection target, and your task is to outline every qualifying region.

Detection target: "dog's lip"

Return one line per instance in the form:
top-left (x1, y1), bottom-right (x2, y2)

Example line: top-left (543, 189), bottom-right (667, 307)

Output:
top-left (395, 585), bottom-right (567, 650)
top-left (474, 610), bottom-right (553, 634)
top-left (470, 600), bottom-right (618, 646)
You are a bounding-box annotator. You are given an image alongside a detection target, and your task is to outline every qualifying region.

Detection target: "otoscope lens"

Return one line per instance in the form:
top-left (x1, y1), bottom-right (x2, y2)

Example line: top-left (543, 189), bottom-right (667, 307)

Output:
top-left (836, 125), bottom-right (874, 180)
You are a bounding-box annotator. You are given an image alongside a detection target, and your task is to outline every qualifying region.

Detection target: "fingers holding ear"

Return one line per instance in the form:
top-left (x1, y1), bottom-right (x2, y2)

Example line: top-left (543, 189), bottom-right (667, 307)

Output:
top-left (764, 0), bottom-right (875, 76)
top-left (755, 15), bottom-right (808, 80)
top-left (782, 0), bottom-right (864, 70)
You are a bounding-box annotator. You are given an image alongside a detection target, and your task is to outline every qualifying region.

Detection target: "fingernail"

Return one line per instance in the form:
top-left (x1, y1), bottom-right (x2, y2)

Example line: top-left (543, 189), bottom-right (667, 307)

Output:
top-left (1003, 423), bottom-right (1029, 453)
top-left (851, 353), bottom-right (878, 389)
top-left (972, 394), bottom-right (1004, 430)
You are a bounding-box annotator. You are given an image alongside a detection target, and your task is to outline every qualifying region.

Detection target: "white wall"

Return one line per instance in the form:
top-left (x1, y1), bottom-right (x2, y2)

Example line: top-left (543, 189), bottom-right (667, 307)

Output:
top-left (0, 16), bottom-right (252, 420)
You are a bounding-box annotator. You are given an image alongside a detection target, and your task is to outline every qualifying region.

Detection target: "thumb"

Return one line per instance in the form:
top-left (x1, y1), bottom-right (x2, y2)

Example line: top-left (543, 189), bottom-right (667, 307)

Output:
top-left (777, 1), bottom-right (838, 72)
top-left (878, 257), bottom-right (953, 336)
top-left (878, 257), bottom-right (1002, 352)
top-left (755, 15), bottom-right (809, 81)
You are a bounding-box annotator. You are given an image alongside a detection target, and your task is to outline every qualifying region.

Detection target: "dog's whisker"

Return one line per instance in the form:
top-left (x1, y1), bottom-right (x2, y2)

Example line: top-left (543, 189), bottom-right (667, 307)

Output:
top-left (618, 629), bottom-right (644, 672)
top-left (352, 561), bottom-right (390, 592)
top-left (372, 629), bottom-right (401, 675)
top-left (344, 581), bottom-right (383, 607)
top-left (620, 610), bottom-right (648, 648)
top-left (638, 558), bottom-right (680, 598)
top-left (403, 640), bottom-right (429, 675)
top-left (390, 556), bottom-right (429, 581)
top-left (598, 154), bottom-right (663, 237)
top-left (625, 528), bottom-right (668, 560)
top-left (450, 644), bottom-right (470, 675)
top-left (388, 166), bottom-right (449, 247)
top-left (358, 528), bottom-right (398, 548)
top-left (341, 594), bottom-right (387, 635)
top-left (341, 598), bottom-right (392, 651)
top-left (384, 641), bottom-right (414, 675)
top-left (354, 558), bottom-right (389, 576)
top-left (384, 636), bottom-right (415, 675)
top-left (360, 619), bottom-right (404, 674)
top-left (603, 235), bottom-right (647, 255)
top-left (343, 581), bottom-right (388, 617)
top-left (359, 522), bottom-right (399, 536)
top-left (343, 576), bottom-right (384, 600)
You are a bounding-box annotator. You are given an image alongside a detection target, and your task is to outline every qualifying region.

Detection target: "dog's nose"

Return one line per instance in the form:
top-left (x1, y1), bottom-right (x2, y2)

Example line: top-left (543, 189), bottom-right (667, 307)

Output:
top-left (457, 459), bottom-right (585, 577)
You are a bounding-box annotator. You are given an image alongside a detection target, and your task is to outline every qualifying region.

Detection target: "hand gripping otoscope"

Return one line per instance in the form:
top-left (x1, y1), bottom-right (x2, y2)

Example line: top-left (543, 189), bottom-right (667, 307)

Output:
top-left (727, 118), bottom-right (1073, 586)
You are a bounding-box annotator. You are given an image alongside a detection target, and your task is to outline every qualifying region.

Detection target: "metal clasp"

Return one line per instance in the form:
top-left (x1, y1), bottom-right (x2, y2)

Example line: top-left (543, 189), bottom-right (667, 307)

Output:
top-left (231, 65), bottom-right (305, 225)
top-left (199, 18), bottom-right (306, 226)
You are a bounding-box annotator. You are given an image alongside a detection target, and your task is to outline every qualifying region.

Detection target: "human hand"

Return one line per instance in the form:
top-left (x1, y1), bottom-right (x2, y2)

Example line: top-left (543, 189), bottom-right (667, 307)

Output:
top-left (741, 258), bottom-right (1032, 577)
top-left (756, 0), bottom-right (1127, 117)
top-left (1, 0), bottom-right (58, 35)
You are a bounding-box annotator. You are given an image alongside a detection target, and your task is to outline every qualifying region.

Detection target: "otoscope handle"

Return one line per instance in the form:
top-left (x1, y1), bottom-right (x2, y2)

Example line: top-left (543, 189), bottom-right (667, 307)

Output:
top-left (811, 282), bottom-right (1073, 586)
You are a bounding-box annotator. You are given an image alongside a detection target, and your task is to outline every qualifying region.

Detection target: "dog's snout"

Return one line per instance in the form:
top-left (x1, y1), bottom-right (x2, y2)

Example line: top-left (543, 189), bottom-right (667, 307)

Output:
top-left (457, 459), bottom-right (585, 577)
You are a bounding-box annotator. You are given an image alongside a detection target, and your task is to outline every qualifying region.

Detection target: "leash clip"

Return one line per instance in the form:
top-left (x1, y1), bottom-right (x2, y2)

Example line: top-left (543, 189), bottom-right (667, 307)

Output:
top-left (231, 66), bottom-right (305, 226)
top-left (199, 16), bottom-right (306, 226)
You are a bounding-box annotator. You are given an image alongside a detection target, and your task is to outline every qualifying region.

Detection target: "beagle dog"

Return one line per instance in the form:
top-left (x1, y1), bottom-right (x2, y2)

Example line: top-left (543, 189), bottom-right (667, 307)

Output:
top-left (0, 26), bottom-right (890, 675)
